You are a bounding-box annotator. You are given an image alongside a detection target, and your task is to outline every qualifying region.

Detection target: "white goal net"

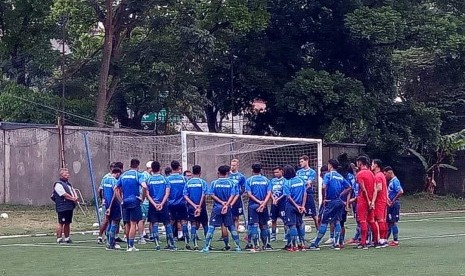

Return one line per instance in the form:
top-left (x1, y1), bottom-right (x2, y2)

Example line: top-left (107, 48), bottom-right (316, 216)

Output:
top-left (181, 131), bottom-right (323, 205)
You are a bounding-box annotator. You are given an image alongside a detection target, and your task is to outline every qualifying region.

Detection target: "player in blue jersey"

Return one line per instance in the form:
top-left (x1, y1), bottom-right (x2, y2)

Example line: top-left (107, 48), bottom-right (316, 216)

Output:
top-left (221, 159), bottom-right (247, 243)
top-left (282, 165), bottom-right (307, 251)
top-left (116, 159), bottom-right (146, 252)
top-left (101, 167), bottom-right (122, 250)
top-left (244, 163), bottom-right (272, 251)
top-left (201, 165), bottom-right (241, 253)
top-left (310, 159), bottom-right (351, 250)
top-left (183, 165), bottom-right (208, 250)
top-left (145, 161), bottom-right (175, 251)
top-left (97, 162), bottom-right (117, 244)
top-left (296, 155), bottom-right (319, 242)
top-left (136, 161), bottom-right (153, 245)
top-left (166, 160), bottom-right (190, 249)
top-left (383, 166), bottom-right (403, 247)
top-left (270, 166), bottom-right (287, 242)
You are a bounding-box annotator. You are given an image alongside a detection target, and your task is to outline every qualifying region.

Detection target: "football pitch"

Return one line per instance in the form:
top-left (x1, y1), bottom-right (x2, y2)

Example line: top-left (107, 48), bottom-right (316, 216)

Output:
top-left (1, 212), bottom-right (464, 276)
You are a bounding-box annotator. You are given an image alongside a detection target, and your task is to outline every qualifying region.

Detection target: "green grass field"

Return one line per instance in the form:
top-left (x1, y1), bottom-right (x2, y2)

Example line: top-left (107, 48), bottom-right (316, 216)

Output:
top-left (1, 212), bottom-right (465, 276)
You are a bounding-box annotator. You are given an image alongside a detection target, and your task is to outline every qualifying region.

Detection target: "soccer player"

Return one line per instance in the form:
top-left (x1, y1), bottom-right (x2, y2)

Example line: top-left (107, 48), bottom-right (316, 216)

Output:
top-left (224, 159), bottom-right (247, 239)
top-left (116, 159), bottom-right (146, 252)
top-left (372, 159), bottom-right (388, 247)
top-left (137, 161), bottom-right (153, 244)
top-left (200, 165), bottom-right (241, 252)
top-left (101, 167), bottom-right (122, 250)
top-left (145, 161), bottom-right (175, 250)
top-left (183, 165), bottom-right (208, 250)
top-left (355, 155), bottom-right (378, 249)
top-left (310, 159), bottom-right (351, 250)
top-left (270, 166), bottom-right (287, 242)
top-left (166, 160), bottom-right (190, 249)
top-left (296, 155), bottom-right (319, 241)
top-left (245, 163), bottom-right (273, 251)
top-left (282, 165), bottom-right (307, 251)
top-left (384, 166), bottom-right (403, 246)
top-left (97, 162), bottom-right (116, 244)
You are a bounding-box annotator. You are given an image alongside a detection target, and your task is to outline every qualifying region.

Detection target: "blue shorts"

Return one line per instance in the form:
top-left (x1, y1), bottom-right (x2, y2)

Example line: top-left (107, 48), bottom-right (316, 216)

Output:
top-left (210, 206), bottom-right (233, 227)
top-left (305, 194), bottom-right (317, 217)
top-left (387, 201), bottom-right (400, 223)
top-left (122, 205), bottom-right (142, 223)
top-left (147, 204), bottom-right (170, 224)
top-left (270, 201), bottom-right (286, 221)
top-left (231, 197), bottom-right (244, 217)
top-left (285, 204), bottom-right (303, 227)
top-left (169, 204), bottom-right (188, 221)
top-left (106, 201), bottom-right (121, 222)
top-left (321, 199), bottom-right (344, 224)
top-left (187, 206), bottom-right (208, 224)
top-left (248, 203), bottom-right (270, 225)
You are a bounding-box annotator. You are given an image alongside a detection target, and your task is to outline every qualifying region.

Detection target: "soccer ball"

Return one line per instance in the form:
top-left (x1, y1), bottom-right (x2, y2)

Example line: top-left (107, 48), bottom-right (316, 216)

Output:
top-left (304, 225), bottom-right (312, 233)
top-left (92, 222), bottom-right (99, 228)
top-left (237, 225), bottom-right (246, 233)
top-left (0, 213), bottom-right (8, 219)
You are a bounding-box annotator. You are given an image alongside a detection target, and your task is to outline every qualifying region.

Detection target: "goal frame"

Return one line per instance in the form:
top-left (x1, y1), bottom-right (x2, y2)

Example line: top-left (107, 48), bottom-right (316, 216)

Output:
top-left (181, 131), bottom-right (324, 206)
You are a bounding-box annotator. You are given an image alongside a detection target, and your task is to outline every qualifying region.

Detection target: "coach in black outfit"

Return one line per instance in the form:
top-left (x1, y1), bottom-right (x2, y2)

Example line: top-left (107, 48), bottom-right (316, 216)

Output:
top-left (52, 168), bottom-right (78, 244)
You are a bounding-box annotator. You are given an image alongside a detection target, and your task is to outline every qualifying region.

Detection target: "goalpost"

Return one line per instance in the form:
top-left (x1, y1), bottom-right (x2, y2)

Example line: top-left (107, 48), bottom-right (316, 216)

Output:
top-left (181, 131), bottom-right (324, 206)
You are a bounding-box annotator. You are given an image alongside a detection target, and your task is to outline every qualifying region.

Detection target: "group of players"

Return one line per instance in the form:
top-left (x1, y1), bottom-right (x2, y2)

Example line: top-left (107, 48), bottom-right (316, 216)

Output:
top-left (98, 154), bottom-right (403, 252)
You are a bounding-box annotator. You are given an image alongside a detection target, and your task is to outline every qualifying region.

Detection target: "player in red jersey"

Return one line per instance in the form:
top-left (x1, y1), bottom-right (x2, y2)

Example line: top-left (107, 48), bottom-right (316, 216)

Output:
top-left (355, 156), bottom-right (379, 249)
top-left (371, 159), bottom-right (388, 248)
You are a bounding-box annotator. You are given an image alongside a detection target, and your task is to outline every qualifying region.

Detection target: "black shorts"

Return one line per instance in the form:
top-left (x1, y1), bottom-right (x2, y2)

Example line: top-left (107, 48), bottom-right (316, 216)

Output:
top-left (305, 194), bottom-right (317, 217)
top-left (210, 207), bottom-right (233, 227)
top-left (57, 210), bottom-right (73, 224)
top-left (147, 205), bottom-right (170, 224)
top-left (321, 199), bottom-right (344, 224)
top-left (270, 202), bottom-right (286, 221)
top-left (231, 197), bottom-right (244, 217)
top-left (248, 203), bottom-right (270, 226)
top-left (187, 206), bottom-right (208, 224)
top-left (387, 201), bottom-right (401, 223)
top-left (169, 204), bottom-right (188, 221)
top-left (106, 201), bottom-right (122, 222)
top-left (122, 205), bottom-right (142, 223)
top-left (285, 204), bottom-right (303, 227)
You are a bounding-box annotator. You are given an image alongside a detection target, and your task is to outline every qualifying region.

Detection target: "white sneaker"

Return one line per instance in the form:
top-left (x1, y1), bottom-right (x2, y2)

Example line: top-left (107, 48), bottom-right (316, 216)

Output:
top-left (126, 247), bottom-right (139, 252)
top-left (324, 238), bottom-right (334, 244)
top-left (138, 238), bottom-right (147, 245)
top-left (309, 237), bottom-right (317, 243)
top-left (114, 244), bottom-right (121, 249)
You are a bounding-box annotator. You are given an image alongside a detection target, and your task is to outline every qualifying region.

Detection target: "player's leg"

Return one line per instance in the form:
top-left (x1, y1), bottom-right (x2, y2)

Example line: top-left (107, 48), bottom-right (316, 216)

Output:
top-left (388, 201), bottom-right (400, 246)
top-left (259, 207), bottom-right (272, 249)
top-left (375, 205), bottom-right (388, 247)
top-left (324, 223), bottom-right (335, 244)
top-left (367, 209), bottom-right (379, 246)
top-left (177, 204), bottom-right (191, 249)
top-left (356, 203), bottom-right (369, 249)
top-left (63, 210), bottom-right (73, 243)
top-left (98, 214), bottom-right (109, 244)
top-left (127, 206), bottom-right (142, 251)
top-left (284, 206), bottom-right (299, 250)
top-left (270, 204), bottom-right (278, 242)
top-left (310, 203), bottom-right (332, 249)
top-left (339, 208), bottom-right (347, 247)
top-left (225, 211), bottom-right (241, 251)
top-left (56, 211), bottom-right (65, 243)
top-left (201, 208), bottom-right (222, 252)
top-left (246, 204), bottom-right (260, 250)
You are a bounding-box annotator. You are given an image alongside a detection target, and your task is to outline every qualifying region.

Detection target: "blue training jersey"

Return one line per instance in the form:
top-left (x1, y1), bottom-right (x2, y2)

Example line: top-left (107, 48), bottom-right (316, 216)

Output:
top-left (245, 175), bottom-right (271, 202)
top-left (101, 174), bottom-right (118, 209)
top-left (388, 177), bottom-right (403, 201)
top-left (147, 174), bottom-right (170, 203)
top-left (283, 177), bottom-right (306, 205)
top-left (209, 178), bottom-right (237, 211)
top-left (183, 177), bottom-right (208, 205)
top-left (271, 177), bottom-right (285, 198)
top-left (296, 168), bottom-right (317, 193)
top-left (323, 171), bottom-right (350, 201)
top-left (117, 169), bottom-right (145, 208)
top-left (167, 173), bottom-right (186, 206)
top-left (229, 171), bottom-right (246, 195)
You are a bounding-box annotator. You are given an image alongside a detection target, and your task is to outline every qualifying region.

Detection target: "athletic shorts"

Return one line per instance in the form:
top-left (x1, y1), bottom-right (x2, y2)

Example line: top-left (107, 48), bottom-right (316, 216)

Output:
top-left (356, 200), bottom-right (374, 223)
top-left (169, 204), bottom-right (188, 221)
top-left (270, 201), bottom-right (286, 221)
top-left (141, 203), bottom-right (149, 220)
top-left (387, 201), bottom-right (400, 223)
top-left (285, 204), bottom-right (303, 227)
top-left (305, 194), bottom-right (317, 217)
top-left (209, 206), bottom-right (233, 227)
top-left (107, 201), bottom-right (122, 222)
top-left (57, 210), bottom-right (73, 224)
top-left (375, 203), bottom-right (387, 222)
top-left (122, 205), bottom-right (142, 223)
top-left (248, 203), bottom-right (269, 225)
top-left (187, 206), bottom-right (208, 224)
top-left (147, 204), bottom-right (170, 224)
top-left (321, 199), bottom-right (344, 224)
top-left (231, 197), bottom-right (244, 217)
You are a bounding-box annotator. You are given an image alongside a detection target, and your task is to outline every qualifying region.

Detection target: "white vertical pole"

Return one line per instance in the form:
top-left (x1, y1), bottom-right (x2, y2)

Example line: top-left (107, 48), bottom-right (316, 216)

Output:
top-left (181, 131), bottom-right (188, 172)
top-left (317, 140), bottom-right (323, 207)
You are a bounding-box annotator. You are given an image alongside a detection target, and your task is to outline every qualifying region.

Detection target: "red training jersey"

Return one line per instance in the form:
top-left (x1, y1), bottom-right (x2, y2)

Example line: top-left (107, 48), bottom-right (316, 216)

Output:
top-left (374, 171), bottom-right (387, 205)
top-left (356, 169), bottom-right (375, 203)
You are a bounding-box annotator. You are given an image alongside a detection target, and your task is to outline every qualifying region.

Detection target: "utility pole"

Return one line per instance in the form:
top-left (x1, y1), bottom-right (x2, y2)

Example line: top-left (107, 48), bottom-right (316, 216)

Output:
top-left (58, 14), bottom-right (68, 168)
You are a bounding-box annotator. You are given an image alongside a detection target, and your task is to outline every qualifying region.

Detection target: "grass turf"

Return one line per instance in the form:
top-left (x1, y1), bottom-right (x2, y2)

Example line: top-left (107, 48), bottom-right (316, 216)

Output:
top-left (1, 213), bottom-right (465, 276)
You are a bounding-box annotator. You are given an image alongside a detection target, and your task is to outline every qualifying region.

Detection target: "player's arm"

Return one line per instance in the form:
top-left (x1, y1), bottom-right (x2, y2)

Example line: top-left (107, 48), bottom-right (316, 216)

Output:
top-left (145, 184), bottom-right (157, 208)
top-left (115, 186), bottom-right (123, 204)
top-left (199, 181), bottom-right (207, 208)
top-left (358, 179), bottom-right (371, 207)
top-left (391, 185), bottom-right (404, 203)
top-left (160, 187), bottom-right (170, 208)
top-left (211, 194), bottom-right (226, 206)
top-left (184, 194), bottom-right (198, 208)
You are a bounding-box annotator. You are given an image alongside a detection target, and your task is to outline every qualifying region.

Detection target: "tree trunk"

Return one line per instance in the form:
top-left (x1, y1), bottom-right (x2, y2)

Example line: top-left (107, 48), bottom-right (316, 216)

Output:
top-left (184, 113), bottom-right (204, 132)
top-left (95, 0), bottom-right (114, 127)
top-left (205, 106), bottom-right (219, 132)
